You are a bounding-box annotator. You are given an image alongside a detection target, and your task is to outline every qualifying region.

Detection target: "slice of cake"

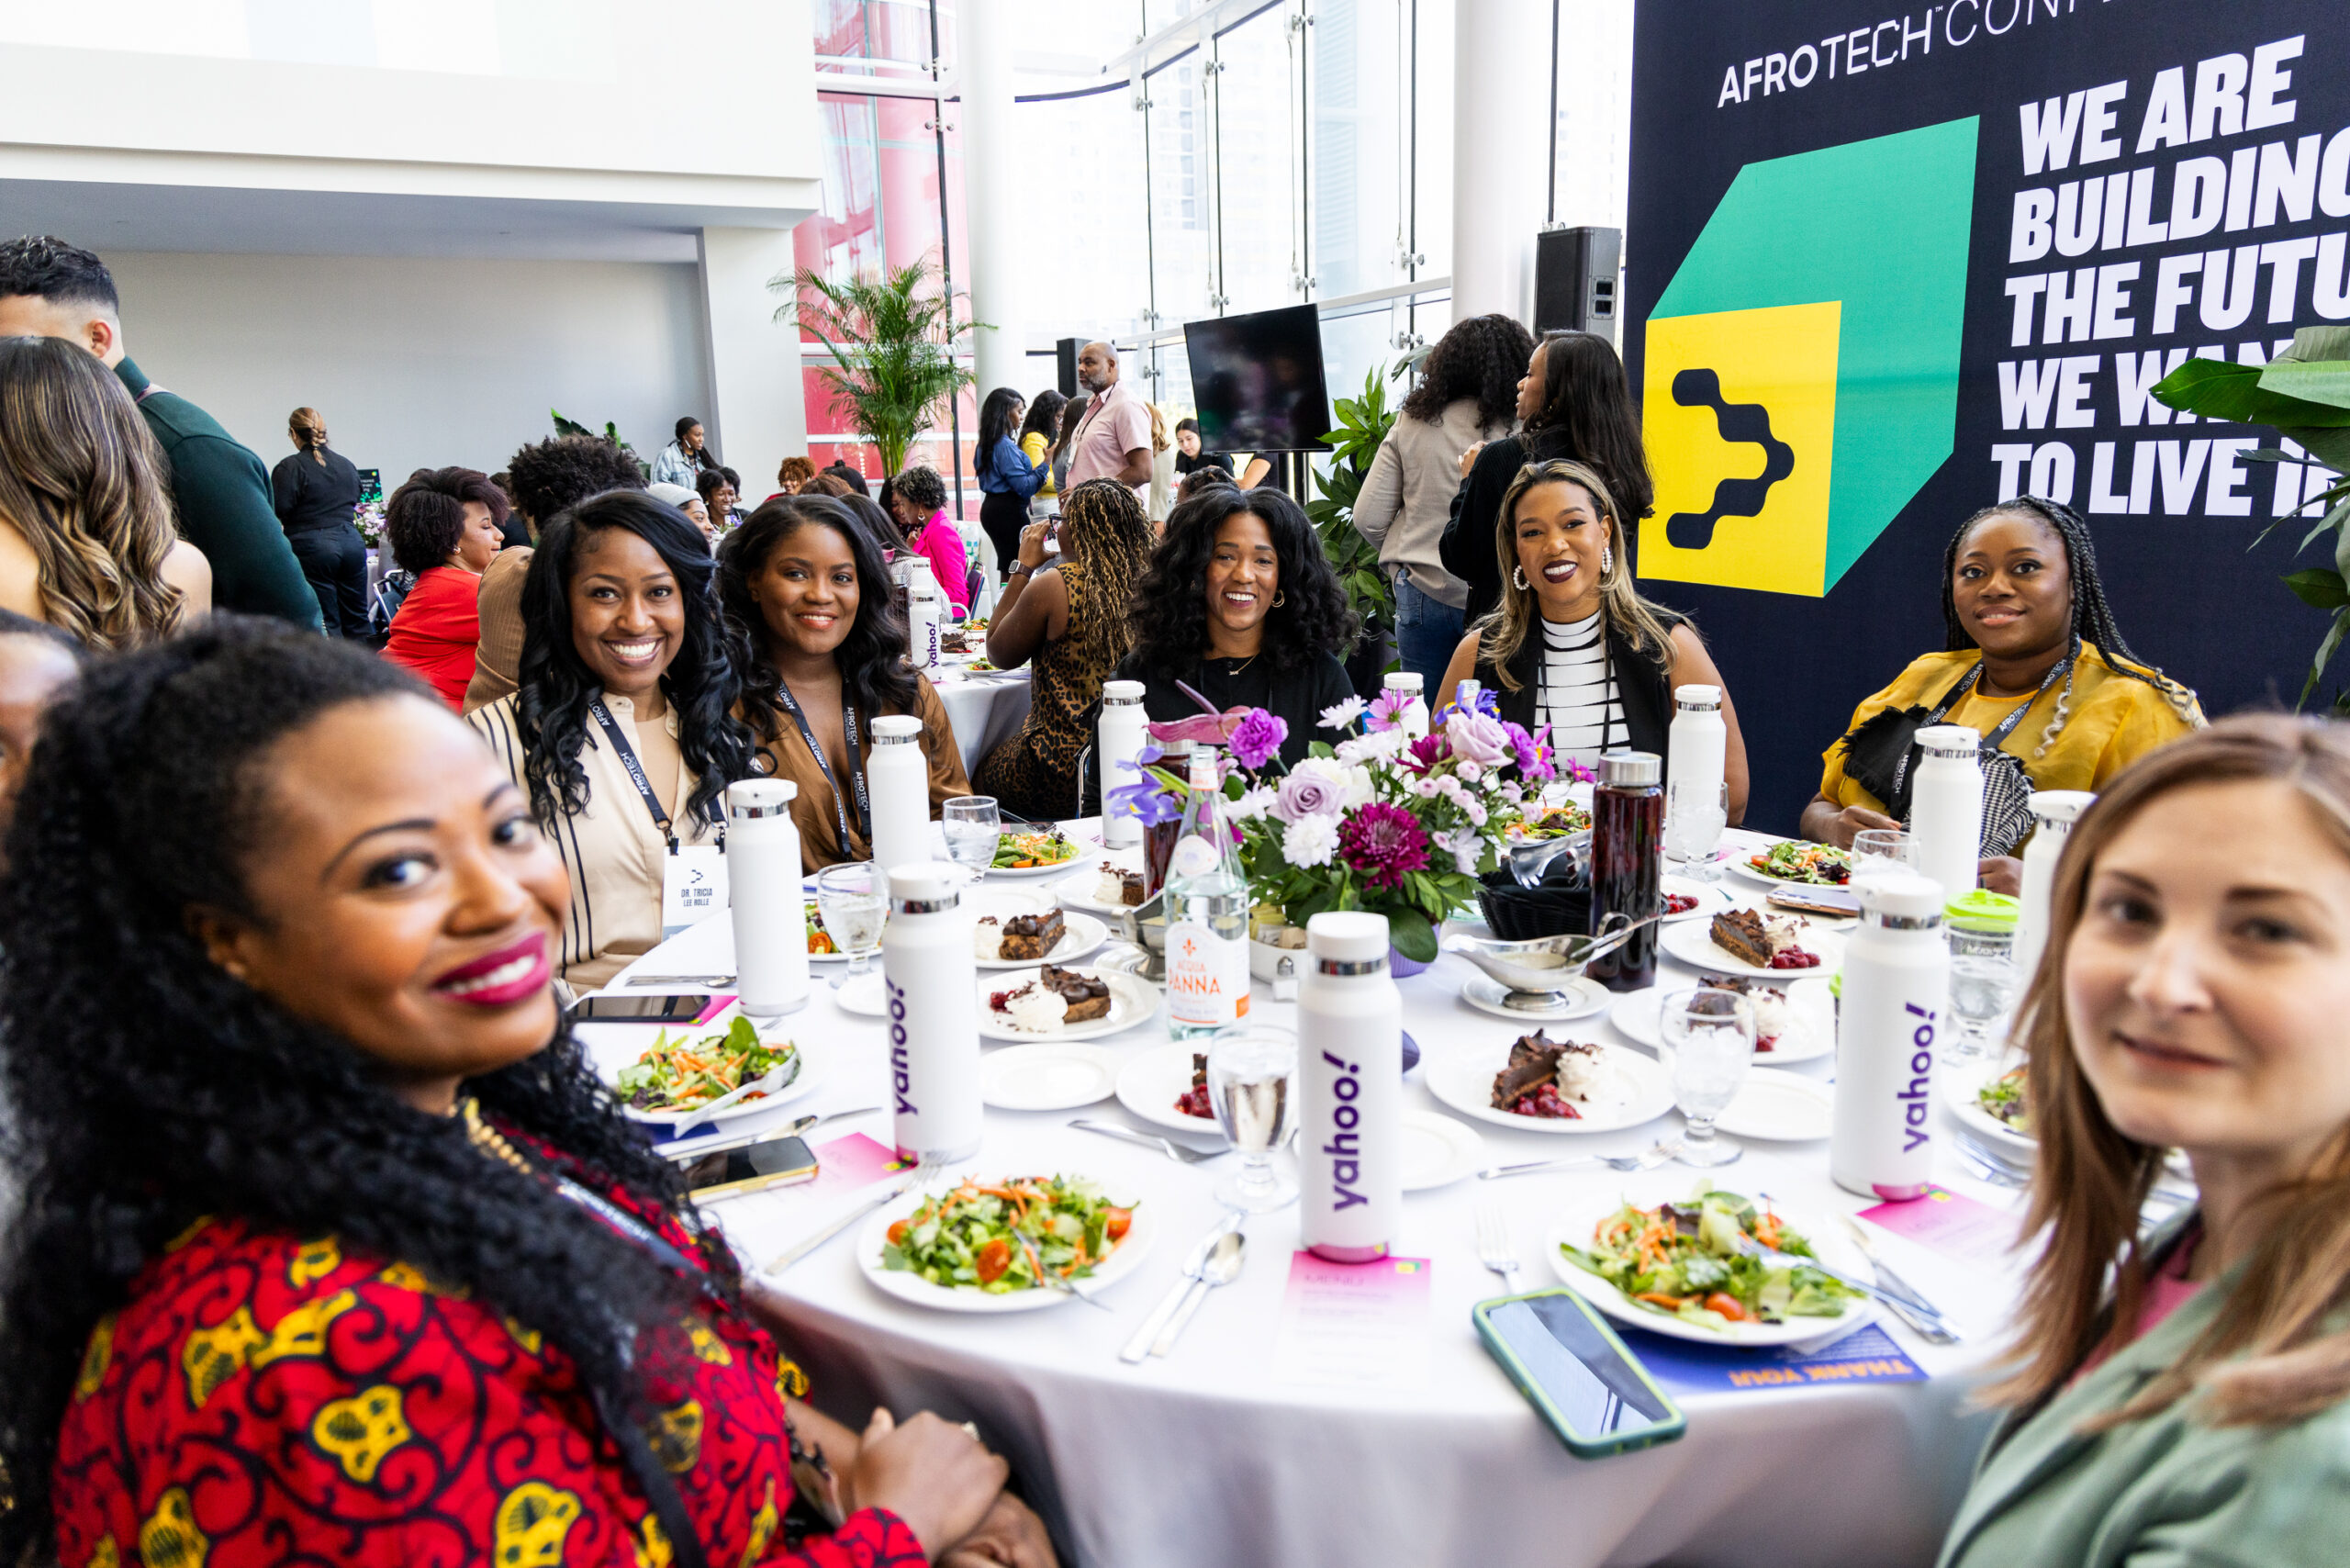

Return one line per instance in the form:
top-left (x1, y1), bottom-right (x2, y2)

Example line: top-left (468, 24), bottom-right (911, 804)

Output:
top-left (999, 906), bottom-right (1067, 961)
top-left (1709, 909), bottom-right (1810, 969)
top-left (989, 980), bottom-right (1067, 1034)
top-left (1489, 1031), bottom-right (1606, 1118)
top-left (1094, 862), bottom-right (1147, 906)
top-left (1699, 977), bottom-right (1795, 1051)
top-left (1039, 963), bottom-right (1113, 1023)
top-left (1176, 1053), bottom-right (1213, 1118)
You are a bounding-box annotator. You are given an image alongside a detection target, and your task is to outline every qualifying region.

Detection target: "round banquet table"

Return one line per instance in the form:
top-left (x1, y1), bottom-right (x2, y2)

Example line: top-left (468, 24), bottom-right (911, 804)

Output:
top-left (932, 662), bottom-right (1032, 776)
top-left (580, 825), bottom-right (2070, 1568)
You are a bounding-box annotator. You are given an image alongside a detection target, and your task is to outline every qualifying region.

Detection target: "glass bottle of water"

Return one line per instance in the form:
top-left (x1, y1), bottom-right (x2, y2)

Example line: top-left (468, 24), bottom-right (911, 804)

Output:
top-left (1165, 745), bottom-right (1250, 1039)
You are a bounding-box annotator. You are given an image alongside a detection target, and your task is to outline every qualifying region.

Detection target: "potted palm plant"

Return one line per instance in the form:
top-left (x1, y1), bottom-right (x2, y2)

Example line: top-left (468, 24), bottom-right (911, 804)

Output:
top-left (772, 256), bottom-right (976, 477)
top-left (1308, 364), bottom-right (1404, 692)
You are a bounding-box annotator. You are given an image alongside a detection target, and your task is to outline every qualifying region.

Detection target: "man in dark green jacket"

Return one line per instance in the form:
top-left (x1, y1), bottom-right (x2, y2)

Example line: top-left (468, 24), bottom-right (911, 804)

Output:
top-left (0, 237), bottom-right (321, 630)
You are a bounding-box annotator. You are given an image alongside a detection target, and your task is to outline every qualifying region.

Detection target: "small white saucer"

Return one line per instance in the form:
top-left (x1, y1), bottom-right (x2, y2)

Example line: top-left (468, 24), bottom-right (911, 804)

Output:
top-left (1460, 972), bottom-right (1610, 1023)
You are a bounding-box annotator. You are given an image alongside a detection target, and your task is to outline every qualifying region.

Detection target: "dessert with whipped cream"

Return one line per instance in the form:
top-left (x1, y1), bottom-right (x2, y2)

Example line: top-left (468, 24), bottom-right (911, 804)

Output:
top-left (1709, 908), bottom-right (1820, 970)
top-left (1094, 862), bottom-right (1146, 906)
top-left (988, 980), bottom-right (1068, 1034)
top-left (997, 907), bottom-right (1065, 961)
top-left (1698, 977), bottom-right (1796, 1051)
top-left (973, 916), bottom-right (1005, 961)
top-left (1489, 1032), bottom-right (1606, 1119)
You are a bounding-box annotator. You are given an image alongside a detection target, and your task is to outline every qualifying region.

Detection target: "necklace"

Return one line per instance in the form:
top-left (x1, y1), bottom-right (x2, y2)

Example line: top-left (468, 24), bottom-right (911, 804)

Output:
top-left (1223, 654), bottom-right (1258, 675)
top-left (461, 1098), bottom-right (534, 1176)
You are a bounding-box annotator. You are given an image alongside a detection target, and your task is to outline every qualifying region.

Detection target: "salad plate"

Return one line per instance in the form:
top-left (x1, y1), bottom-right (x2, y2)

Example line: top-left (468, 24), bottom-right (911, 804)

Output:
top-left (1730, 842), bottom-right (1854, 889)
top-left (979, 1046), bottom-right (1119, 1112)
top-left (1422, 1036), bottom-right (1673, 1136)
top-left (1658, 909), bottom-right (1845, 980)
top-left (1608, 977), bottom-right (1835, 1065)
top-left (610, 1018), bottom-right (826, 1133)
top-left (1400, 1111), bottom-right (1484, 1192)
top-left (1942, 1055), bottom-right (2035, 1163)
top-left (802, 897), bottom-right (872, 963)
top-left (981, 829), bottom-right (1084, 879)
top-left (1545, 1180), bottom-right (1875, 1347)
top-left (1113, 1043), bottom-right (1229, 1141)
top-left (857, 1173), bottom-right (1157, 1314)
top-left (978, 965), bottom-right (1158, 1042)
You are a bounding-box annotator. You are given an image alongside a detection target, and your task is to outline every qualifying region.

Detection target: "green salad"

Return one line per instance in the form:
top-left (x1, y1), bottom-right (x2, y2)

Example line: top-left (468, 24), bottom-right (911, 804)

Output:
top-left (992, 830), bottom-right (1076, 869)
top-left (1746, 842), bottom-right (1852, 885)
top-left (1978, 1064), bottom-right (2029, 1132)
top-left (882, 1174), bottom-right (1135, 1294)
top-left (1562, 1185), bottom-right (1863, 1331)
top-left (613, 1016), bottom-right (796, 1114)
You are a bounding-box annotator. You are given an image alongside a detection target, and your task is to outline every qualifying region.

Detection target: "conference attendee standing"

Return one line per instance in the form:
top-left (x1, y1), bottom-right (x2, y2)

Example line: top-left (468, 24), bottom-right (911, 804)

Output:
top-left (467, 491), bottom-right (756, 990)
top-left (1355, 313), bottom-right (1534, 693)
top-left (465, 434), bottom-right (647, 712)
top-left (1064, 342), bottom-right (1153, 500)
top-left (887, 465), bottom-right (970, 615)
top-left (1021, 389), bottom-right (1068, 519)
top-left (270, 407), bottom-right (369, 637)
top-left (652, 416), bottom-right (712, 489)
top-left (1146, 404), bottom-right (1178, 528)
top-left (0, 335), bottom-right (208, 648)
top-left (1120, 486), bottom-right (1357, 771)
top-left (381, 466), bottom-right (508, 708)
top-left (975, 479), bottom-right (1154, 820)
top-left (1438, 330), bottom-right (1653, 628)
top-left (975, 387), bottom-right (1046, 577)
top-left (0, 236), bottom-right (318, 629)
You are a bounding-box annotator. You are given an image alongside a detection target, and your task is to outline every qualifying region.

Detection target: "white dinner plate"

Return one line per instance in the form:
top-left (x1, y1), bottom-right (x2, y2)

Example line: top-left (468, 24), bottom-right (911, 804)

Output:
top-left (1942, 1054), bottom-right (2036, 1163)
top-left (857, 1177), bottom-right (1157, 1313)
top-left (1459, 973), bottom-right (1611, 1024)
top-left (1052, 866), bottom-right (1147, 919)
top-left (1400, 1110), bottom-right (1484, 1191)
top-left (1662, 875), bottom-right (1736, 924)
top-left (1113, 1042), bottom-right (1228, 1141)
top-left (1422, 1036), bottom-right (1674, 1136)
top-left (1728, 846), bottom-right (1856, 890)
top-left (979, 1046), bottom-right (1119, 1111)
top-left (834, 971), bottom-right (887, 1017)
top-left (1544, 1179), bottom-right (1875, 1347)
top-left (614, 1027), bottom-right (828, 1135)
top-left (973, 911), bottom-right (1111, 969)
top-left (1658, 909), bottom-right (1845, 980)
top-left (978, 965), bottom-right (1158, 1042)
top-left (982, 836), bottom-right (1088, 879)
top-left (1712, 1069), bottom-right (1835, 1141)
top-left (1607, 977), bottom-right (1836, 1066)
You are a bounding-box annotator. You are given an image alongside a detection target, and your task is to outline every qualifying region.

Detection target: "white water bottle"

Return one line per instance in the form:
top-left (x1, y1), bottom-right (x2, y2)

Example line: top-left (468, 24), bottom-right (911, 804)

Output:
top-left (1382, 671), bottom-right (1429, 742)
top-left (728, 780), bottom-right (810, 1019)
top-left (866, 714), bottom-right (930, 877)
top-left (1663, 684), bottom-right (1727, 875)
top-left (2014, 790), bottom-right (2095, 985)
top-left (1910, 725), bottom-right (1984, 906)
top-left (1830, 869), bottom-right (1950, 1201)
top-left (1299, 912), bottom-right (1401, 1262)
top-left (1098, 679), bottom-right (1148, 847)
top-left (905, 565), bottom-right (944, 674)
top-left (1165, 746), bottom-right (1249, 1038)
top-left (882, 860), bottom-right (981, 1163)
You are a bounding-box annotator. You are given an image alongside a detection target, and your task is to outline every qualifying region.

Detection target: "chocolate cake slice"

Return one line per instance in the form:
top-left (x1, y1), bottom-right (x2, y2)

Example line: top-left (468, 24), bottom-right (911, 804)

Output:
top-left (998, 906), bottom-right (1067, 961)
top-left (1039, 963), bottom-right (1113, 1023)
top-left (1492, 1032), bottom-right (1566, 1108)
top-left (1709, 908), bottom-right (1776, 969)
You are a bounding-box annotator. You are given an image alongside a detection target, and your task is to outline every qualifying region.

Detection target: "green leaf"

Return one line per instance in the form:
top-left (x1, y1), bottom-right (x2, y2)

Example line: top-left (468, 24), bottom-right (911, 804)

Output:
top-left (2258, 360), bottom-right (2350, 415)
top-left (2305, 609), bottom-right (2350, 711)
top-left (2155, 357), bottom-right (2350, 428)
top-left (1384, 906), bottom-right (1438, 963)
top-left (2281, 326), bottom-right (2350, 367)
top-left (2285, 425), bottom-right (2350, 473)
top-left (2282, 568), bottom-right (2350, 610)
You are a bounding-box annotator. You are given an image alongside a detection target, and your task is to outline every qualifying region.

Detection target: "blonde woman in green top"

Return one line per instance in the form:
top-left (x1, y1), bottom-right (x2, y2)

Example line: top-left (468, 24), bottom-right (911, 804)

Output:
top-left (1942, 713), bottom-right (2350, 1567)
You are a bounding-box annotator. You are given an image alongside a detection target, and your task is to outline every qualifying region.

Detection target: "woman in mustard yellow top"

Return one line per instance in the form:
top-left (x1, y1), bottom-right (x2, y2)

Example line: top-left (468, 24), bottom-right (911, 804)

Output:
top-left (1802, 498), bottom-right (2202, 891)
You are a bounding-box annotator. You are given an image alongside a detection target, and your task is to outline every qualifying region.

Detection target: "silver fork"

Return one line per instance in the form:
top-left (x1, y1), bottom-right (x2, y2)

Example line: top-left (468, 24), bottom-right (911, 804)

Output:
top-left (1838, 1215), bottom-right (1963, 1345)
top-left (1069, 1118), bottom-right (1221, 1165)
top-left (1724, 1229), bottom-right (1961, 1341)
top-left (1475, 1203), bottom-right (1524, 1294)
top-left (1479, 1140), bottom-right (1683, 1182)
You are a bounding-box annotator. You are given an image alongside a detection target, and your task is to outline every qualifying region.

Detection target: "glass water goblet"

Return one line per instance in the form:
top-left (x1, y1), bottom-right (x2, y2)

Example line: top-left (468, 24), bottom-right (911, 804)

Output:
top-left (942, 795), bottom-right (1001, 873)
top-left (813, 862), bottom-right (886, 986)
top-left (1205, 1024), bottom-right (1299, 1213)
top-left (1850, 828), bottom-right (1914, 888)
top-left (1660, 988), bottom-right (1755, 1168)
top-left (1664, 779), bottom-right (1729, 882)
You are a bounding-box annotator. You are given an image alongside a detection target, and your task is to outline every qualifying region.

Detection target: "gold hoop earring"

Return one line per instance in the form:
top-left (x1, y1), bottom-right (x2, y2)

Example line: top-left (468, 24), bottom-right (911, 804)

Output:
top-left (1272, 589), bottom-right (1285, 608)
top-left (1512, 566), bottom-right (1529, 591)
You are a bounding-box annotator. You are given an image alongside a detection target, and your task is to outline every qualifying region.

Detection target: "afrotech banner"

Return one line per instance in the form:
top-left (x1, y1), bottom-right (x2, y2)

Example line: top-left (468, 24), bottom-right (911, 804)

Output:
top-left (1627, 0), bottom-right (2347, 825)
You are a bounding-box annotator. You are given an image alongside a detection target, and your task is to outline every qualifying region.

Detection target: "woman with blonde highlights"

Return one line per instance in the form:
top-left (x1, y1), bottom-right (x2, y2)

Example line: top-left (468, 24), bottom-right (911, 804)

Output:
top-left (1942, 713), bottom-right (2350, 1566)
top-left (0, 334), bottom-right (207, 648)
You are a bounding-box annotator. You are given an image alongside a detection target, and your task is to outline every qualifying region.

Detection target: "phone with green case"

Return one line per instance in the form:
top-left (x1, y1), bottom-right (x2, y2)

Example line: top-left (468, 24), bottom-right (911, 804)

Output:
top-left (1472, 1289), bottom-right (1687, 1459)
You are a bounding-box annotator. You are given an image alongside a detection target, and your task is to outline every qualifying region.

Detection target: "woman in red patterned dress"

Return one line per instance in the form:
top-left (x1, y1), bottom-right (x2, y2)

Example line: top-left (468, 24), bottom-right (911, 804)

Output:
top-left (0, 623), bottom-right (1047, 1568)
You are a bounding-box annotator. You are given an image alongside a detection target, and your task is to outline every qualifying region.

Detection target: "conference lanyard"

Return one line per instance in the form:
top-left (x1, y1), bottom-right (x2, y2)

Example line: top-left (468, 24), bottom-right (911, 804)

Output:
top-left (588, 700), bottom-right (674, 842)
top-left (1888, 643), bottom-right (2076, 801)
top-left (774, 678), bottom-right (870, 850)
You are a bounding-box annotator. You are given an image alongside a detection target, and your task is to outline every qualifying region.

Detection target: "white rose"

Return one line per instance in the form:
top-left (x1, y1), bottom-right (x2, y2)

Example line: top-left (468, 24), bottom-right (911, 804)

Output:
top-left (1281, 812), bottom-right (1340, 868)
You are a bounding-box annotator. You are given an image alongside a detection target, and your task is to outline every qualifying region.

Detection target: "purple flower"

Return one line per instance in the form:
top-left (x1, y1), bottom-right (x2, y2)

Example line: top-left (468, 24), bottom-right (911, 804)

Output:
top-left (1504, 721), bottom-right (1556, 781)
top-left (1367, 689), bottom-right (1410, 732)
top-left (1272, 766), bottom-right (1341, 823)
top-left (1106, 757), bottom-right (1185, 826)
top-left (1337, 802), bottom-right (1431, 891)
top-left (1445, 708), bottom-right (1514, 768)
top-left (1228, 709), bottom-right (1289, 771)
top-left (1406, 734), bottom-right (1447, 772)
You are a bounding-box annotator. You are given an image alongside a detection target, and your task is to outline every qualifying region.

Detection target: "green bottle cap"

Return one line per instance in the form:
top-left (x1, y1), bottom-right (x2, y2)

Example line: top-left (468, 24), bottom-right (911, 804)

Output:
top-left (1945, 889), bottom-right (2021, 932)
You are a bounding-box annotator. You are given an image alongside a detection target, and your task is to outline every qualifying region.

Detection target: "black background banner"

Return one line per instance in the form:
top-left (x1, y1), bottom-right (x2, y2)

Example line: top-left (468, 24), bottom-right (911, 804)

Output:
top-left (1626, 0), bottom-right (2347, 830)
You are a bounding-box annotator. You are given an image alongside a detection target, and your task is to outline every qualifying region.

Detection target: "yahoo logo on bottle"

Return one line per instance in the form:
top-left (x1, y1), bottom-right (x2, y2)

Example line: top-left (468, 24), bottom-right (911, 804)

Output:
top-left (888, 980), bottom-right (916, 1116)
top-left (1321, 1050), bottom-right (1369, 1211)
top-left (1897, 1001), bottom-right (1934, 1154)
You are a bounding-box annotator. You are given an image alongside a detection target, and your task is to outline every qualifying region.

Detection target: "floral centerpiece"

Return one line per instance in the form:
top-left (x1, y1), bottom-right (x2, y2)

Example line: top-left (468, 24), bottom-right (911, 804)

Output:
top-left (1107, 684), bottom-right (1572, 968)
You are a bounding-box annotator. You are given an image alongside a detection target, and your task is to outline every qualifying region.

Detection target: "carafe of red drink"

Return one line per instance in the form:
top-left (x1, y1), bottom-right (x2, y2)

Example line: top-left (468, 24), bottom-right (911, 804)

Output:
top-left (1141, 739), bottom-right (1192, 898)
top-left (1587, 749), bottom-right (1662, 991)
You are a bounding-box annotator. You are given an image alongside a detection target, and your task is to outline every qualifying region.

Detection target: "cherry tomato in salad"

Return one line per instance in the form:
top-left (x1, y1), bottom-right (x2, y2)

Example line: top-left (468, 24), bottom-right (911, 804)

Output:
top-left (1103, 1207), bottom-right (1133, 1243)
top-left (887, 1219), bottom-right (910, 1247)
top-left (975, 1238), bottom-right (1013, 1284)
top-left (1703, 1291), bottom-right (1748, 1322)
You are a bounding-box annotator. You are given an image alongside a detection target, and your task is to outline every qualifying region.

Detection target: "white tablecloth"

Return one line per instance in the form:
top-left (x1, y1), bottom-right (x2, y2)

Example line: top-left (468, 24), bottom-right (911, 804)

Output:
top-left (934, 669), bottom-right (1032, 776)
top-left (584, 828), bottom-right (2042, 1568)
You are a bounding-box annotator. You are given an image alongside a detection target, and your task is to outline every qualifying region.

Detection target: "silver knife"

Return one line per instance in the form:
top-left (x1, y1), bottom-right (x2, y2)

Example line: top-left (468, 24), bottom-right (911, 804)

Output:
top-left (765, 1168), bottom-right (924, 1272)
top-left (1119, 1212), bottom-right (1240, 1362)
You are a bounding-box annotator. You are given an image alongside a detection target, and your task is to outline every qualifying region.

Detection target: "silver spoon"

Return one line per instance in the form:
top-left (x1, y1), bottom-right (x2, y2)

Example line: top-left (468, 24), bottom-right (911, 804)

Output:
top-left (1150, 1230), bottom-right (1246, 1357)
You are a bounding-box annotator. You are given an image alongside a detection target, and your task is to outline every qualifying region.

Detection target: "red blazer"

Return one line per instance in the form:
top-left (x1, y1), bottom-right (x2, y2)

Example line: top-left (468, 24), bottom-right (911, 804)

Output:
top-left (384, 565), bottom-right (484, 710)
top-left (54, 1170), bottom-right (923, 1567)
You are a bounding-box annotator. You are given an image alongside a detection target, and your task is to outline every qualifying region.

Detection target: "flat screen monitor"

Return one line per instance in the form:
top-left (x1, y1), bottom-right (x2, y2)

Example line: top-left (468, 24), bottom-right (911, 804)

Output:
top-left (1182, 304), bottom-right (1334, 454)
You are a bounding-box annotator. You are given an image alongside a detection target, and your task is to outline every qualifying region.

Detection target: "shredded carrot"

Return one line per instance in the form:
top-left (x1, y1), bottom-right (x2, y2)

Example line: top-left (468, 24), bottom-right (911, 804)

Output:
top-left (1634, 1292), bottom-right (1688, 1309)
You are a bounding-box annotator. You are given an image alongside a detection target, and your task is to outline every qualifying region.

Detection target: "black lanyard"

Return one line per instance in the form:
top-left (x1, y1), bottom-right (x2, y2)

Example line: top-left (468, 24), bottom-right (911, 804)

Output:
top-left (588, 700), bottom-right (675, 845)
top-left (1890, 642), bottom-right (2076, 801)
top-left (774, 678), bottom-right (869, 849)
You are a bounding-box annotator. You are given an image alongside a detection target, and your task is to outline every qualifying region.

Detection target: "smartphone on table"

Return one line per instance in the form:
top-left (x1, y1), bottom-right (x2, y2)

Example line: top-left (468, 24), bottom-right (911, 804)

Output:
top-left (1472, 1289), bottom-right (1686, 1459)
top-left (573, 992), bottom-right (717, 1025)
top-left (675, 1133), bottom-right (820, 1202)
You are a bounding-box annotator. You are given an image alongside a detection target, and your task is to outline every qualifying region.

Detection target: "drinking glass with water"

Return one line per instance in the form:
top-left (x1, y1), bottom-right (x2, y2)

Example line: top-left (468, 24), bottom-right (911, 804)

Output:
top-left (1944, 890), bottom-right (2021, 1059)
top-left (1664, 778), bottom-right (1728, 882)
top-left (942, 795), bottom-right (1001, 872)
top-left (1661, 988), bottom-right (1754, 1168)
top-left (1206, 1023), bottom-right (1299, 1213)
top-left (813, 862), bottom-right (885, 986)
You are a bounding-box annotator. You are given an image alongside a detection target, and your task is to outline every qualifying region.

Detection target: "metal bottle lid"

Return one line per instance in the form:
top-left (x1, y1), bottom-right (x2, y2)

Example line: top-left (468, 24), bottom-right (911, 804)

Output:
top-left (1915, 724), bottom-right (1983, 759)
top-left (1102, 679), bottom-right (1145, 705)
top-left (728, 779), bottom-right (797, 819)
top-left (871, 714), bottom-right (921, 744)
top-left (1673, 683), bottom-right (1721, 711)
top-left (1596, 750), bottom-right (1662, 788)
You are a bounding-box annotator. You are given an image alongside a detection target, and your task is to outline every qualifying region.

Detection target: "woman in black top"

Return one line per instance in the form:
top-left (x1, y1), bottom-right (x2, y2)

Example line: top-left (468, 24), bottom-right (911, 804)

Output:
top-left (1119, 486), bottom-right (1357, 770)
top-left (270, 407), bottom-right (369, 638)
top-left (1438, 331), bottom-right (1653, 627)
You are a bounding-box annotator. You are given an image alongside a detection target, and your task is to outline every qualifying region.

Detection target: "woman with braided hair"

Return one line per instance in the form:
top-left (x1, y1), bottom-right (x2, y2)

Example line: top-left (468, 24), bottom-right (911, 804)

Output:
top-left (1804, 497), bottom-right (2203, 891)
top-left (973, 477), bottom-right (1156, 819)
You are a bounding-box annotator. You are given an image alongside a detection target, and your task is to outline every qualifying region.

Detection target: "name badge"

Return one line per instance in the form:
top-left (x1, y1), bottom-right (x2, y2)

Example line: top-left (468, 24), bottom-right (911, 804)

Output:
top-left (662, 844), bottom-right (729, 937)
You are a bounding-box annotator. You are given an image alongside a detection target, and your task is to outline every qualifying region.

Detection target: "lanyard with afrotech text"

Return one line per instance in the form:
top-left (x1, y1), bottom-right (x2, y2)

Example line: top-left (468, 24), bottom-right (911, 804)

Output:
top-left (774, 677), bottom-right (869, 850)
top-left (1888, 642), bottom-right (2076, 802)
top-left (587, 700), bottom-right (675, 844)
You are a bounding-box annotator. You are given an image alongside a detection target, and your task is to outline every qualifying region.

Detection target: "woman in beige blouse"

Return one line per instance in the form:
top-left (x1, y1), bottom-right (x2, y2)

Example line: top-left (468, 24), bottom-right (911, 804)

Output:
top-left (466, 489), bottom-right (757, 989)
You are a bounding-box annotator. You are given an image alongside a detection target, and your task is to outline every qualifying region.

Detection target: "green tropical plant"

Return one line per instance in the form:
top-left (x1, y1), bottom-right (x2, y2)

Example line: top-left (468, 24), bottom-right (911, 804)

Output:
top-left (550, 409), bottom-right (648, 480)
top-left (2154, 326), bottom-right (2350, 708)
top-left (1306, 364), bottom-right (1401, 646)
top-left (771, 256), bottom-right (977, 477)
